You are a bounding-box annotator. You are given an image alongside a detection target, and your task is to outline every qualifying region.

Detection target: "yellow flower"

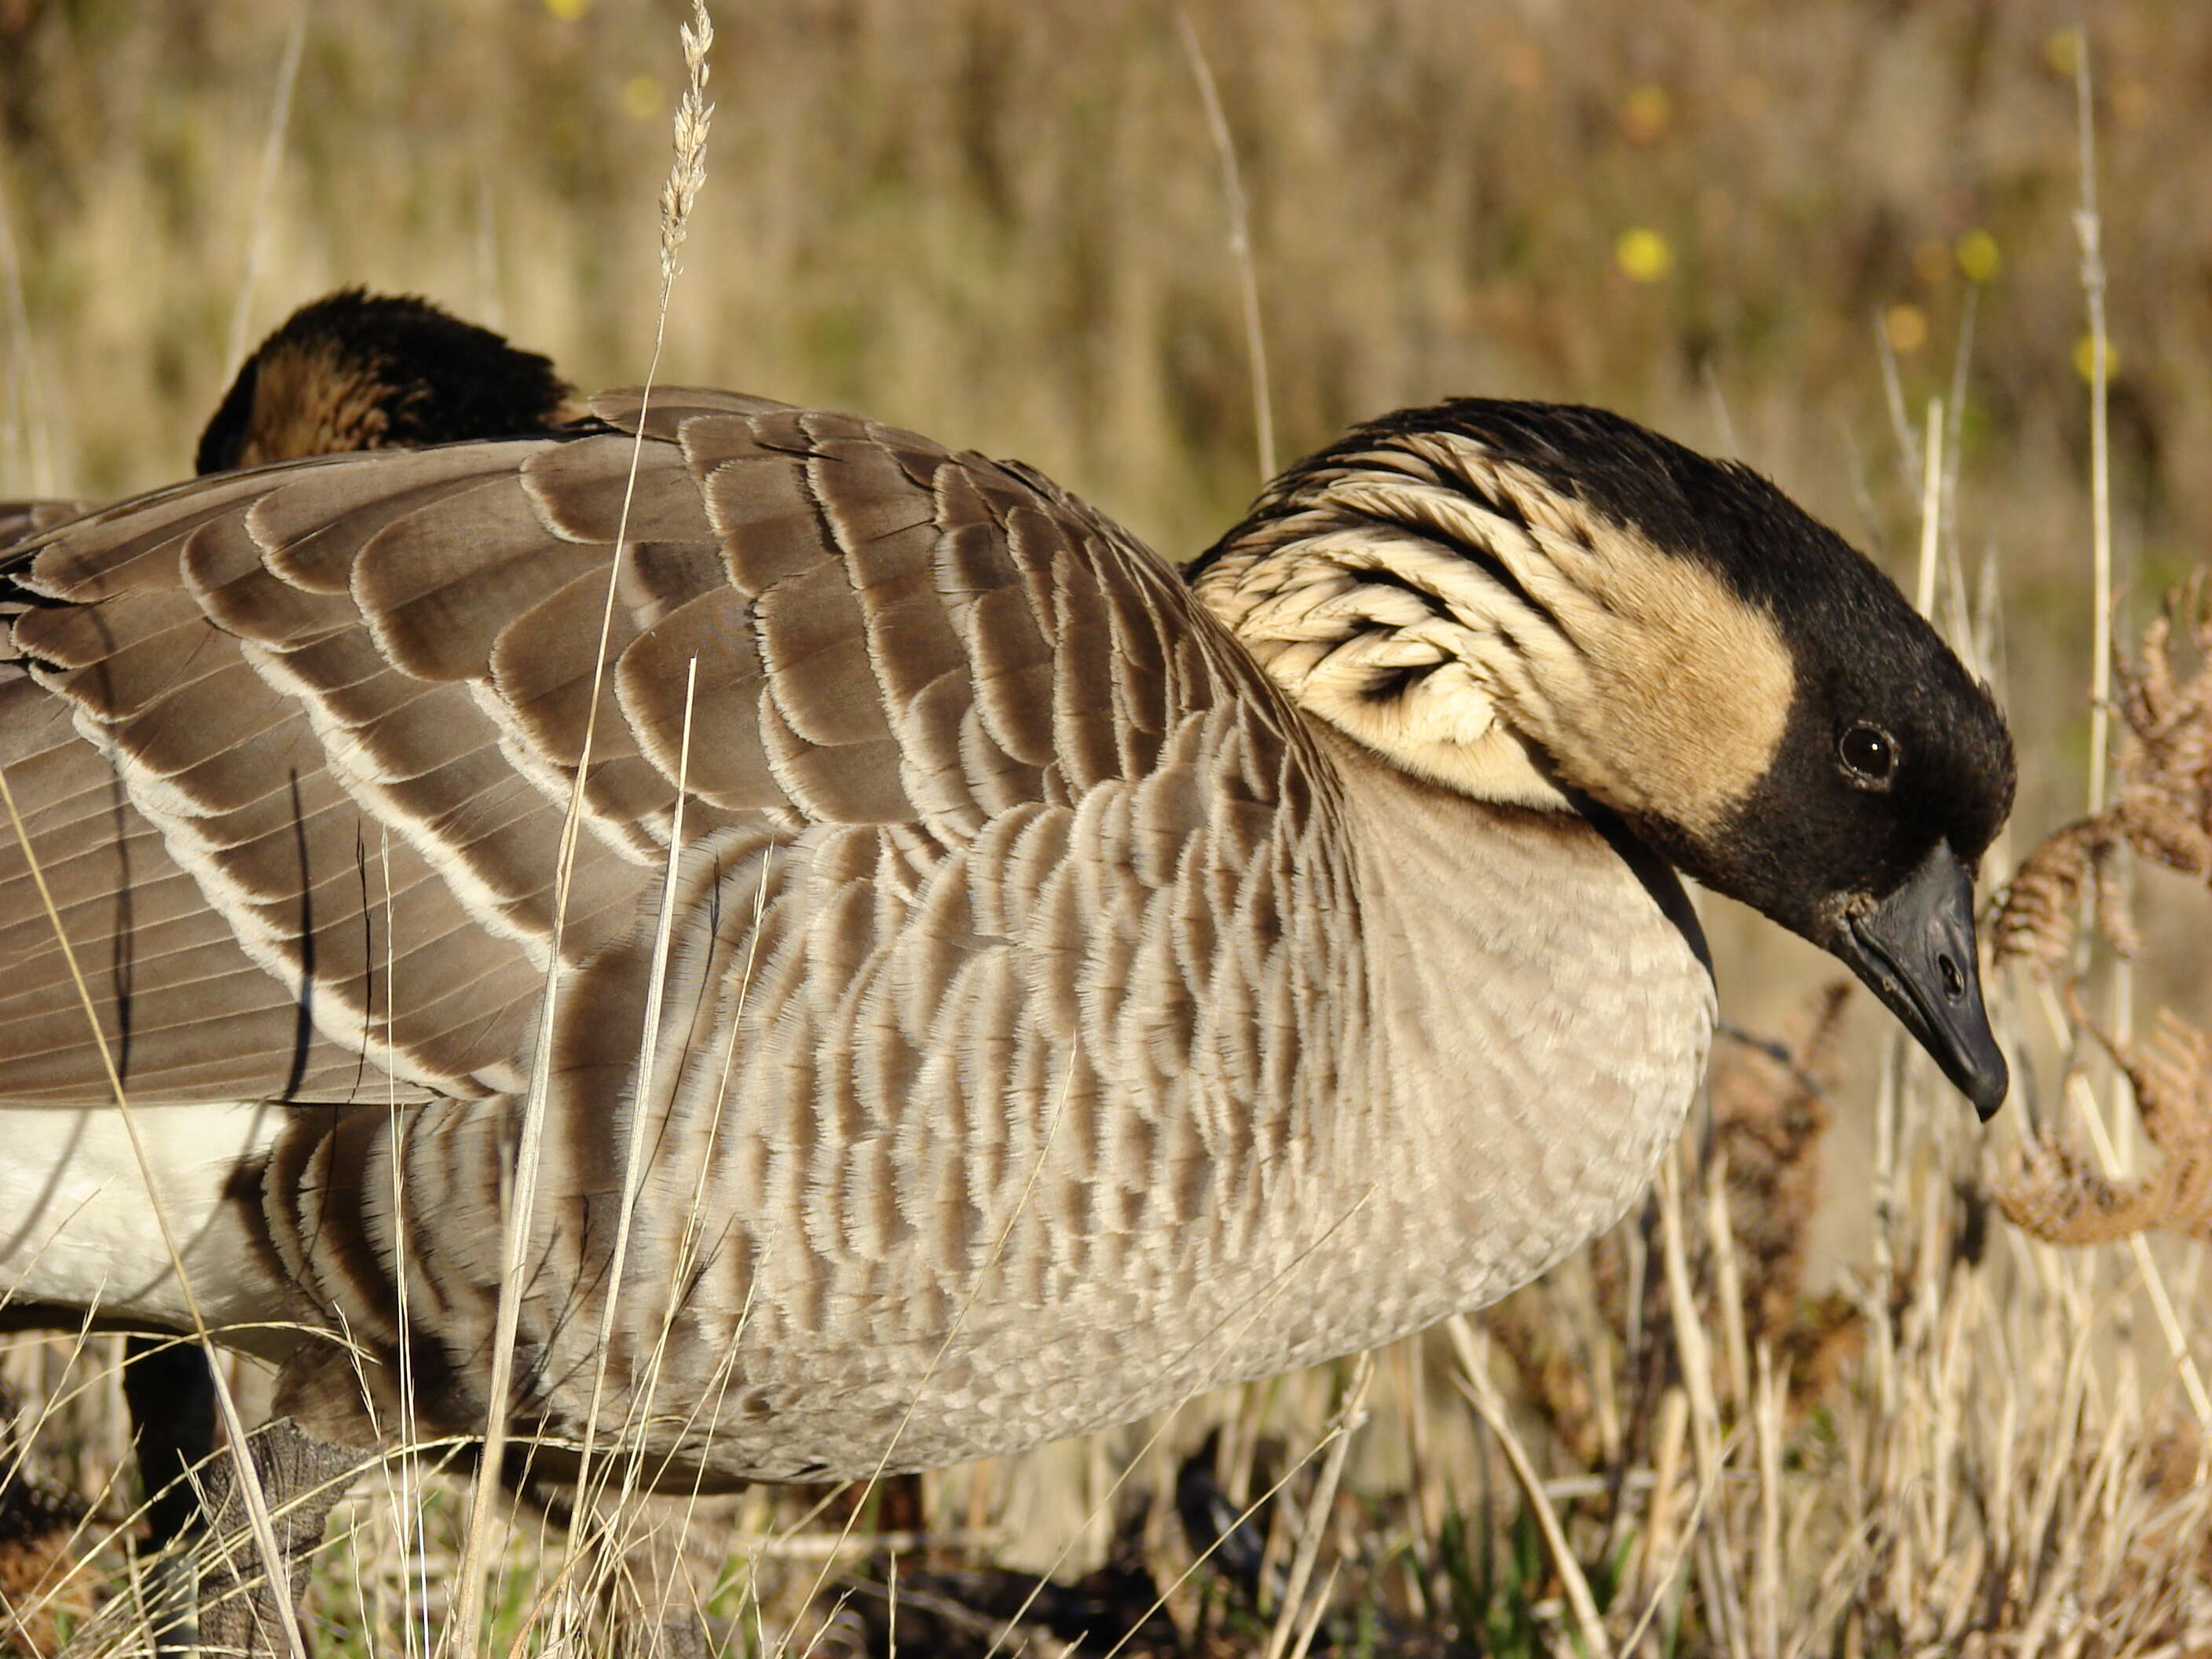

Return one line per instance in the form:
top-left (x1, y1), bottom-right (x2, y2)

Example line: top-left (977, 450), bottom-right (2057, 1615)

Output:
top-left (1884, 304), bottom-right (1929, 356)
top-left (544, 0), bottom-right (589, 19)
top-left (2073, 333), bottom-right (2119, 383)
top-left (2044, 26), bottom-right (2083, 77)
top-left (1621, 84), bottom-right (1672, 145)
top-left (1955, 229), bottom-right (2001, 284)
top-left (622, 74), bottom-right (663, 119)
top-left (1615, 227), bottom-right (1674, 284)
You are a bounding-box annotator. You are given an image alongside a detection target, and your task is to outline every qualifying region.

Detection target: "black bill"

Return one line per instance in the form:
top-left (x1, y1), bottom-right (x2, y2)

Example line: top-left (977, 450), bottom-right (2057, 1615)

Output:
top-left (1840, 842), bottom-right (2009, 1120)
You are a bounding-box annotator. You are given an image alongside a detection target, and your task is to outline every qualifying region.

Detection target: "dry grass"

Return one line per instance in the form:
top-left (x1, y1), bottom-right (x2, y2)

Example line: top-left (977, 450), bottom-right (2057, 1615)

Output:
top-left (4, 2), bottom-right (2212, 1654)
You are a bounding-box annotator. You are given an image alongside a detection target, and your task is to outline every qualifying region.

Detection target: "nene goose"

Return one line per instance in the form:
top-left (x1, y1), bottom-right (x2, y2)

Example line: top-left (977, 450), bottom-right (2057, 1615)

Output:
top-left (0, 353), bottom-right (2012, 1635)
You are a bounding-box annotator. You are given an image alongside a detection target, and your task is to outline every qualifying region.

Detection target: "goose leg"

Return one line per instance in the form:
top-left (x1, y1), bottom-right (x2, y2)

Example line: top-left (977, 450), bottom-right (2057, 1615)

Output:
top-left (122, 1337), bottom-right (218, 1655)
top-left (196, 1419), bottom-right (366, 1658)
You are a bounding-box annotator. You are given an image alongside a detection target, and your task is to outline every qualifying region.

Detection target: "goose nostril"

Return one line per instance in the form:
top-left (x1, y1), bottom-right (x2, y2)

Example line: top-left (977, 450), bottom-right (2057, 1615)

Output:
top-left (1939, 953), bottom-right (1965, 1002)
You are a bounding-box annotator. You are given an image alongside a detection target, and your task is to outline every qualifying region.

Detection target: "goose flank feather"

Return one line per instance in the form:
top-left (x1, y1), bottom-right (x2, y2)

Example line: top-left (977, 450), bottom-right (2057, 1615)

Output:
top-left (0, 316), bottom-right (2013, 1507)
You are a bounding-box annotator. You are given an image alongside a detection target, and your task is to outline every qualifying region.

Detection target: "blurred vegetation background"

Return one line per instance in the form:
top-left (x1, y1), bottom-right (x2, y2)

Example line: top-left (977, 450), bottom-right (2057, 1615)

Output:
top-left (0, 0), bottom-right (2205, 1237)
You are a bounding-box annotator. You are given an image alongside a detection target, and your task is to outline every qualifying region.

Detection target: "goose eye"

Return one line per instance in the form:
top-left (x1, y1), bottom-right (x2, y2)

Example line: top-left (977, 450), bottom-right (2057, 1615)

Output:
top-left (1838, 723), bottom-right (1899, 788)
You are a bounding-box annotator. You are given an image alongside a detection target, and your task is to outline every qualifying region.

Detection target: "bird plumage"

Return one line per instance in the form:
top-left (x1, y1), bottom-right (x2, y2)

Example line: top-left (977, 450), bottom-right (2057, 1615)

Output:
top-left (0, 346), bottom-right (2012, 1491)
top-left (193, 287), bottom-right (577, 474)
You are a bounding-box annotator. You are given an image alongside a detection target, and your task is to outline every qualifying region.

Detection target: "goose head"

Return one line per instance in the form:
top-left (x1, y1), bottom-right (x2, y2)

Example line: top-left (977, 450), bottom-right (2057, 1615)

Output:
top-left (196, 288), bottom-right (577, 474)
top-left (1191, 399), bottom-right (2016, 1119)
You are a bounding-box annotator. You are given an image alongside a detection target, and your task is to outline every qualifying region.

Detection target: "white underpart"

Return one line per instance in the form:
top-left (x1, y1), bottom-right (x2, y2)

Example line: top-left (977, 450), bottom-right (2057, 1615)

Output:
top-left (0, 1102), bottom-right (293, 1355)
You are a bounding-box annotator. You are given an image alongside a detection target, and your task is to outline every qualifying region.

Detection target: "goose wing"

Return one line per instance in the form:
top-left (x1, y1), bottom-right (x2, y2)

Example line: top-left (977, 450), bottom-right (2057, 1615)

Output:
top-left (2, 502), bottom-right (98, 554)
top-left (0, 391), bottom-right (1330, 1119)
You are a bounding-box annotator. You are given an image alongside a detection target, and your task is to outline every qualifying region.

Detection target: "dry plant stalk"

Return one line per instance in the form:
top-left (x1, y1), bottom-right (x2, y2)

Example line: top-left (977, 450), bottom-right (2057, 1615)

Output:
top-left (456, 5), bottom-right (718, 1652)
top-left (659, 3), bottom-right (716, 285)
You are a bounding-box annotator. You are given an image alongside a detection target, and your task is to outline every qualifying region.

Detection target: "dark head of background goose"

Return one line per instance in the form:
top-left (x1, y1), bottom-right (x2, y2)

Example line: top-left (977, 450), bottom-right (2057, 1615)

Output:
top-left (195, 287), bottom-right (577, 474)
top-left (1191, 397), bottom-right (2016, 1119)
top-left (7, 291), bottom-right (573, 621)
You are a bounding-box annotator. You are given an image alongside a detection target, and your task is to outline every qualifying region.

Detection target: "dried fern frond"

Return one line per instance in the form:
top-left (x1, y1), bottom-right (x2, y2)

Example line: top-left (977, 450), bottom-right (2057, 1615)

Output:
top-left (1992, 815), bottom-right (2134, 970)
top-left (2116, 574), bottom-right (2212, 794)
top-left (1994, 577), bottom-right (2212, 971)
top-left (1996, 1008), bottom-right (2212, 1247)
top-left (2111, 571), bottom-right (2212, 872)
